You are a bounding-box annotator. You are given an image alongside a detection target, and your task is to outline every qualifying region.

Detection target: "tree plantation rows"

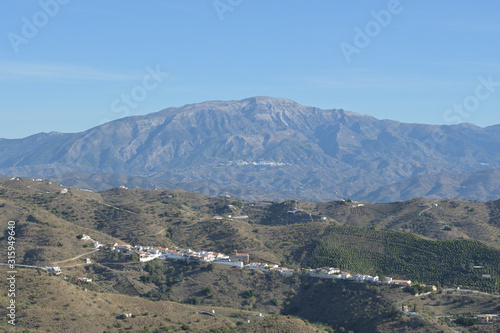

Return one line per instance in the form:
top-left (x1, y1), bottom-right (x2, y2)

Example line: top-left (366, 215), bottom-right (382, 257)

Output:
top-left (309, 226), bottom-right (500, 293)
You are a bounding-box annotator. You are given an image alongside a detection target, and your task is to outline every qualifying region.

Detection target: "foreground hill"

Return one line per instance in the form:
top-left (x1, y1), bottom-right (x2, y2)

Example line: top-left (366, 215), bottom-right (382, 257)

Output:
top-left (0, 269), bottom-right (327, 333)
top-left (1, 179), bottom-right (499, 331)
top-left (1, 249), bottom-right (495, 332)
top-left (2, 177), bottom-right (500, 265)
top-left (309, 226), bottom-right (500, 292)
top-left (1, 97), bottom-right (500, 202)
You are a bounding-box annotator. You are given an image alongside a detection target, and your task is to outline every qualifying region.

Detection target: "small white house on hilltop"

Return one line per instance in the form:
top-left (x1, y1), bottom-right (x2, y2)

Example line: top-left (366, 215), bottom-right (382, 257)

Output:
top-left (76, 275), bottom-right (92, 283)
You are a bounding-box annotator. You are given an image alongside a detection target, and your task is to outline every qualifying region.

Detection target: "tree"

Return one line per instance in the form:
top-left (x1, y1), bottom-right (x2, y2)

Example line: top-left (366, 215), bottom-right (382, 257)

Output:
top-left (203, 287), bottom-right (214, 296)
top-left (188, 296), bottom-right (199, 305)
top-left (232, 200), bottom-right (243, 208)
top-left (242, 290), bottom-right (255, 299)
top-left (454, 315), bottom-right (477, 326)
top-left (130, 253), bottom-right (140, 262)
top-left (245, 296), bottom-right (256, 308)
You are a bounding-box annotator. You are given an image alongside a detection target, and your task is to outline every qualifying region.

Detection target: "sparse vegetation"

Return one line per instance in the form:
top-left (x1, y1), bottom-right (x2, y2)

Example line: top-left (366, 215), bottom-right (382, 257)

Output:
top-left (0, 178), bottom-right (499, 332)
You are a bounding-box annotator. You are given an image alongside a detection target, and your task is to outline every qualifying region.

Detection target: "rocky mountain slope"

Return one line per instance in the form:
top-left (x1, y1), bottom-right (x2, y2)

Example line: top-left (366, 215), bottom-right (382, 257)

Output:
top-left (1, 96), bottom-right (500, 202)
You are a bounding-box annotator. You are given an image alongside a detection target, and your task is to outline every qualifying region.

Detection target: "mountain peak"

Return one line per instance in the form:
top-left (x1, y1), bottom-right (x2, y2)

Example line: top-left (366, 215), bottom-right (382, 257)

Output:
top-left (1, 97), bottom-right (500, 202)
top-left (241, 96), bottom-right (301, 106)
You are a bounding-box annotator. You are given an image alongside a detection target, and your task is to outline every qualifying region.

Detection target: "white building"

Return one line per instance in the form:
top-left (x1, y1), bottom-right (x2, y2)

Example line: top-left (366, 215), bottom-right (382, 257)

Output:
top-left (390, 279), bottom-right (411, 285)
top-left (49, 267), bottom-right (62, 275)
top-left (212, 260), bottom-right (243, 268)
top-left (161, 250), bottom-right (185, 260)
top-left (246, 263), bottom-right (269, 271)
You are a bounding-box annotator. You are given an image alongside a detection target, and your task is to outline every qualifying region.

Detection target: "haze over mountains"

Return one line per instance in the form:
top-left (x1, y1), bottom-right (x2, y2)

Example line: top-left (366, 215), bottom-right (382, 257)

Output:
top-left (1, 96), bottom-right (500, 202)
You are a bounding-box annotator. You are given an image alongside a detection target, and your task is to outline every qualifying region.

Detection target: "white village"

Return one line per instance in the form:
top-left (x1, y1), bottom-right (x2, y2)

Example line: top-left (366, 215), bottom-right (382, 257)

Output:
top-left (52, 234), bottom-right (416, 287)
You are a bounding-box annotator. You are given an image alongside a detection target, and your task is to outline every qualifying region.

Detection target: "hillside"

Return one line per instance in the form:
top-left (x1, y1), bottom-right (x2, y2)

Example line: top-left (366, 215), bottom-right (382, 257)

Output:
top-left (1, 179), bottom-right (500, 332)
top-left (1, 256), bottom-right (463, 333)
top-left (0, 268), bottom-right (328, 333)
top-left (2, 177), bottom-right (500, 266)
top-left (309, 226), bottom-right (500, 292)
top-left (2, 253), bottom-right (494, 333)
top-left (1, 97), bottom-right (500, 202)
top-left (252, 198), bottom-right (500, 249)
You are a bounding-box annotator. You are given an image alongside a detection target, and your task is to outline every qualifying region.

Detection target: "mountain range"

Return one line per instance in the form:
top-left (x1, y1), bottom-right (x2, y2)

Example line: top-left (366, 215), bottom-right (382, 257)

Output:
top-left (1, 96), bottom-right (500, 202)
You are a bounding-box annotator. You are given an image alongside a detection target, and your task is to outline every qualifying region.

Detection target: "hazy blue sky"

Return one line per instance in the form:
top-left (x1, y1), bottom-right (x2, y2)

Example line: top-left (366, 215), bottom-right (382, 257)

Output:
top-left (1, 1), bottom-right (500, 138)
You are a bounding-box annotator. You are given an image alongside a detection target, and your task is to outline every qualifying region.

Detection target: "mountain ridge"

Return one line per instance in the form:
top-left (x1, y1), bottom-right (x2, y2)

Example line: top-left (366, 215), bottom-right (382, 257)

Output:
top-left (1, 96), bottom-right (500, 202)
